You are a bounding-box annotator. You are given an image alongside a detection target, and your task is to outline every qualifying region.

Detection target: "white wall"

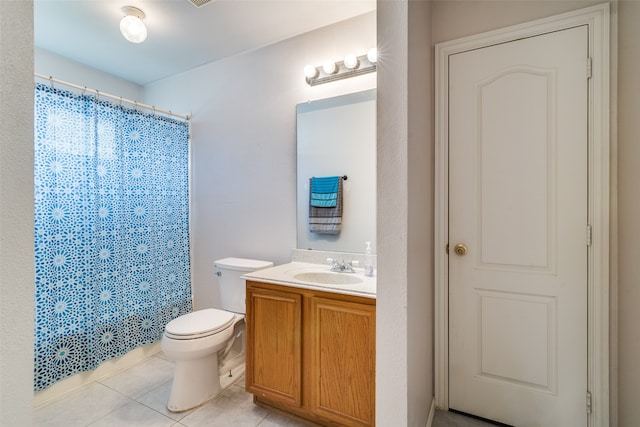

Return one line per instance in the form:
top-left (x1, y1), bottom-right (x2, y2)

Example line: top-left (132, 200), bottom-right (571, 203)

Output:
top-left (376, 1), bottom-right (409, 423)
top-left (407, 2), bottom-right (433, 425)
top-left (376, 1), bottom-right (433, 425)
top-left (616, 1), bottom-right (640, 424)
top-left (431, 0), bottom-right (602, 44)
top-left (0, 1), bottom-right (35, 425)
top-left (35, 48), bottom-right (143, 100)
top-left (144, 12), bottom-right (376, 311)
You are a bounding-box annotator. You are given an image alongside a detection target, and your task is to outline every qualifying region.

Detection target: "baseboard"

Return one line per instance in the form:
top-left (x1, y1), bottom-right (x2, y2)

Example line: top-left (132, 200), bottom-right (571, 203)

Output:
top-left (34, 341), bottom-right (162, 407)
top-left (426, 396), bottom-right (435, 427)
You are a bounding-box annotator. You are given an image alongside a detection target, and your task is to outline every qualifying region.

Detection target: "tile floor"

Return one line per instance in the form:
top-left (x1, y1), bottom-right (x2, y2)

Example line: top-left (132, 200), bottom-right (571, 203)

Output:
top-left (432, 410), bottom-right (497, 427)
top-left (34, 351), bottom-right (494, 427)
top-left (34, 352), bottom-right (306, 427)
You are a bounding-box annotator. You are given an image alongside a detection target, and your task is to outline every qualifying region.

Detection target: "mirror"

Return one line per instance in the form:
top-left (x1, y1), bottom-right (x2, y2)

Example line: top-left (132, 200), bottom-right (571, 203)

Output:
top-left (296, 89), bottom-right (376, 254)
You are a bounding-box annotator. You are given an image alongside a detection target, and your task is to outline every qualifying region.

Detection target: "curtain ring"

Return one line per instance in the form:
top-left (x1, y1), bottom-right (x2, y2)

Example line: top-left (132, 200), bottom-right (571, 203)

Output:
top-left (152, 106), bottom-right (156, 116)
top-left (48, 76), bottom-right (54, 89)
top-left (95, 89), bottom-right (100, 101)
top-left (82, 86), bottom-right (87, 97)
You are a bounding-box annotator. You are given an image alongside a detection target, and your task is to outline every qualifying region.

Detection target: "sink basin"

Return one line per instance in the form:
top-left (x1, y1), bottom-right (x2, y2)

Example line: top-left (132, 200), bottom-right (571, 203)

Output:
top-left (292, 271), bottom-right (363, 285)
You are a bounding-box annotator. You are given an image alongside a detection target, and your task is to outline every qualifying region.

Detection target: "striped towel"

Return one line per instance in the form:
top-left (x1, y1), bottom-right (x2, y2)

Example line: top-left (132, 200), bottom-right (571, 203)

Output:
top-left (310, 176), bottom-right (340, 207)
top-left (309, 177), bottom-right (343, 234)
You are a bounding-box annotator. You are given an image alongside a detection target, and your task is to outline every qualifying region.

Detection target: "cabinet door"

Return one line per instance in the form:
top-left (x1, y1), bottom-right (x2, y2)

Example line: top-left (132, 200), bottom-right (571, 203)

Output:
top-left (246, 285), bottom-right (302, 408)
top-left (309, 297), bottom-right (376, 426)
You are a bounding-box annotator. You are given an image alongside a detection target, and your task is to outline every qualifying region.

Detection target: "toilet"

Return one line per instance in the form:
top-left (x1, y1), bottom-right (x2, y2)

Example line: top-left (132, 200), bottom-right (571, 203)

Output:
top-left (161, 257), bottom-right (273, 412)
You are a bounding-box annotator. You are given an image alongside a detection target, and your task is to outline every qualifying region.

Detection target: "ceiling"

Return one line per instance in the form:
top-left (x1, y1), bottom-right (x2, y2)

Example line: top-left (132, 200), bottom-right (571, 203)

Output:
top-left (34, 0), bottom-right (376, 86)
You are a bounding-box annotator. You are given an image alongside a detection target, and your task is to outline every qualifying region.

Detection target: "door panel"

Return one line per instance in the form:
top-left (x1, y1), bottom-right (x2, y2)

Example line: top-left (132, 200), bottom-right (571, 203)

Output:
top-left (309, 296), bottom-right (376, 427)
top-left (477, 290), bottom-right (557, 391)
top-left (245, 285), bottom-right (302, 408)
top-left (478, 67), bottom-right (555, 270)
top-left (448, 26), bottom-right (588, 426)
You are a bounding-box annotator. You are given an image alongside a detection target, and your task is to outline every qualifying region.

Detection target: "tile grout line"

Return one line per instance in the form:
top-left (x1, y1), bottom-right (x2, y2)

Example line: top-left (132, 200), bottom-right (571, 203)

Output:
top-left (133, 379), bottom-right (192, 424)
top-left (91, 378), bottom-right (164, 426)
top-left (173, 383), bottom-right (243, 427)
top-left (37, 357), bottom-right (273, 427)
top-left (97, 371), bottom-right (182, 424)
top-left (83, 390), bottom-right (135, 427)
top-left (135, 401), bottom-right (184, 423)
top-left (255, 411), bottom-right (271, 426)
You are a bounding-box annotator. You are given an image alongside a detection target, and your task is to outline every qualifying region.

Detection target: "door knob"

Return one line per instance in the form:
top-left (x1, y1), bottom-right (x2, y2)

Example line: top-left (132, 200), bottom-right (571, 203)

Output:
top-left (454, 243), bottom-right (468, 256)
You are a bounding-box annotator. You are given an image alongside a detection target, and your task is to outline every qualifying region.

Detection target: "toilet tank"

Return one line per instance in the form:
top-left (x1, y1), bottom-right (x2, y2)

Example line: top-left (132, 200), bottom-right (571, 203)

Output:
top-left (214, 257), bottom-right (273, 314)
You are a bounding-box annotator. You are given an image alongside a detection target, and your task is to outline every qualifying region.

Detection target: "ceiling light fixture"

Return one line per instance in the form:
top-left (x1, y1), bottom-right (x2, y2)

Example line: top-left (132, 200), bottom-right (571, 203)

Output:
top-left (120, 6), bottom-right (147, 44)
top-left (304, 48), bottom-right (377, 86)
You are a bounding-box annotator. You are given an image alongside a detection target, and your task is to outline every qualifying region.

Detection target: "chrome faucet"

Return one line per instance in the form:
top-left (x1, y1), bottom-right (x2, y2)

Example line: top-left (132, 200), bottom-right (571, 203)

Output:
top-left (327, 258), bottom-right (356, 273)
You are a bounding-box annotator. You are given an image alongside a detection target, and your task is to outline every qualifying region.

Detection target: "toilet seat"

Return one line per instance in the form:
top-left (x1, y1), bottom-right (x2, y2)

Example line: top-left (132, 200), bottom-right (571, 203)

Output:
top-left (164, 308), bottom-right (235, 340)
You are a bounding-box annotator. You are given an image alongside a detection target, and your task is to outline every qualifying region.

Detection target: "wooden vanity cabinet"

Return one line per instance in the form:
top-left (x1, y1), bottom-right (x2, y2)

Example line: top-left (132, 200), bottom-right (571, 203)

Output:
top-left (244, 285), bottom-right (302, 408)
top-left (246, 280), bottom-right (376, 427)
top-left (308, 296), bottom-right (376, 426)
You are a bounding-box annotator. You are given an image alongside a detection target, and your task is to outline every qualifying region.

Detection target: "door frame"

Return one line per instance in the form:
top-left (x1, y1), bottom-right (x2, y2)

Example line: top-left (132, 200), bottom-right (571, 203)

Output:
top-left (434, 4), bottom-right (610, 426)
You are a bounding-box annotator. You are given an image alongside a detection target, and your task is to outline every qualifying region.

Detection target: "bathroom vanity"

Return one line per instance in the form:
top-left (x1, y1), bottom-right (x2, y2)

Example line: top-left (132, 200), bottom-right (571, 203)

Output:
top-left (243, 262), bottom-right (376, 427)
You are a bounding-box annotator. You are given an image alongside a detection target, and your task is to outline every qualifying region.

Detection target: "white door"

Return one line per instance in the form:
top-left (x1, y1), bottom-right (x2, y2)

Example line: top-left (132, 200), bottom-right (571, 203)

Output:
top-left (448, 26), bottom-right (588, 426)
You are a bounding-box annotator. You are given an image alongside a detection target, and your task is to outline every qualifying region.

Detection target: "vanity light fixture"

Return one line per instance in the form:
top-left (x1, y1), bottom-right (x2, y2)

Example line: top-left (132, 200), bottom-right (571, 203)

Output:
top-left (120, 6), bottom-right (147, 44)
top-left (304, 48), bottom-right (377, 86)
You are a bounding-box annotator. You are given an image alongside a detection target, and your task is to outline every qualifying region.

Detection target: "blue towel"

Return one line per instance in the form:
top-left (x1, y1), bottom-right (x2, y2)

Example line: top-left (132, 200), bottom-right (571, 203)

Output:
top-left (311, 176), bottom-right (340, 193)
top-left (310, 176), bottom-right (340, 207)
top-left (309, 177), bottom-right (343, 234)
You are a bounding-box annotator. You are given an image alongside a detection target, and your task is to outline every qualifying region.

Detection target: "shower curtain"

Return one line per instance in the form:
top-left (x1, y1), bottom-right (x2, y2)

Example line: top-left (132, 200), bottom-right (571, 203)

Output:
top-left (33, 83), bottom-right (192, 391)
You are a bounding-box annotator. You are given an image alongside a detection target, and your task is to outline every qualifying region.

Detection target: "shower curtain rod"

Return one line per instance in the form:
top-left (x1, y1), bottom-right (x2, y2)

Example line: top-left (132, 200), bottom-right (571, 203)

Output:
top-left (34, 73), bottom-right (191, 121)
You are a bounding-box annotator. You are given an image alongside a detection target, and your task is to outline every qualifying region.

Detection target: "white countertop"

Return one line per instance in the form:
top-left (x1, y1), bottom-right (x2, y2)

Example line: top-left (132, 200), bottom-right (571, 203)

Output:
top-left (242, 262), bottom-right (376, 299)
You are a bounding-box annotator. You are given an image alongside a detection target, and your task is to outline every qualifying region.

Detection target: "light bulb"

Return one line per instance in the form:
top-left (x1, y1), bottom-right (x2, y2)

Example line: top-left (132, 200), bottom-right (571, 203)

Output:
top-left (304, 64), bottom-right (318, 79)
top-left (367, 48), bottom-right (378, 64)
top-left (120, 7), bottom-right (147, 44)
top-left (322, 60), bottom-right (337, 75)
top-left (344, 54), bottom-right (359, 69)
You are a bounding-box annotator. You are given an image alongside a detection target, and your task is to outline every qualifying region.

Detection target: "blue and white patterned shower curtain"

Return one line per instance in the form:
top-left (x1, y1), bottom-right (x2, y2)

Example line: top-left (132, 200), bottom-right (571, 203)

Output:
top-left (33, 83), bottom-right (192, 391)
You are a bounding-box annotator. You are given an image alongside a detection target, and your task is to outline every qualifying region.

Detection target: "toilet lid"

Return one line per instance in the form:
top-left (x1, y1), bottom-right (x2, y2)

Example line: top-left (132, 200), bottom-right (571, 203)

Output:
top-left (164, 308), bottom-right (235, 338)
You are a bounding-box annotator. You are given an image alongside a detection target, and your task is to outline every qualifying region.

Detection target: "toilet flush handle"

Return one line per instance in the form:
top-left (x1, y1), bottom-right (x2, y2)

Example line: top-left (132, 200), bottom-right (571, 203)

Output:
top-left (215, 270), bottom-right (222, 277)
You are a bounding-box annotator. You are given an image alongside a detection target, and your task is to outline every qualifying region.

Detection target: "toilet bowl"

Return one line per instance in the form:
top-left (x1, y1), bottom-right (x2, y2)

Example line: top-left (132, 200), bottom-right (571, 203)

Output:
top-left (161, 257), bottom-right (272, 412)
top-left (161, 308), bottom-right (241, 412)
